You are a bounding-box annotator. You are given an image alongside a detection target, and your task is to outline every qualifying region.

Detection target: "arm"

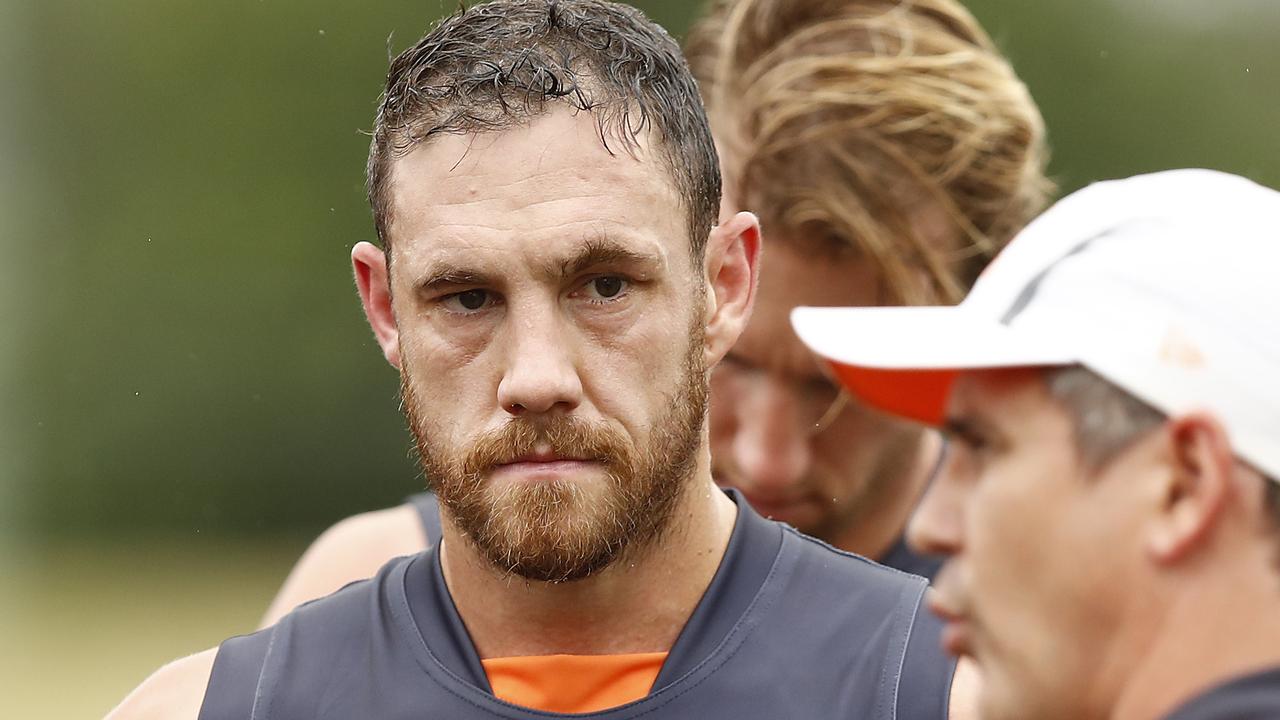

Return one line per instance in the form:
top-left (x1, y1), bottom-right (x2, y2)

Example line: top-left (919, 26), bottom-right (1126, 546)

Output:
top-left (106, 649), bottom-right (218, 720)
top-left (259, 504), bottom-right (429, 627)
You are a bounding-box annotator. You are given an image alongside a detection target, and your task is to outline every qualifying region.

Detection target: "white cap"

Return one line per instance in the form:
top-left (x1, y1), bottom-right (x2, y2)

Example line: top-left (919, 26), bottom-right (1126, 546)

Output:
top-left (791, 169), bottom-right (1280, 481)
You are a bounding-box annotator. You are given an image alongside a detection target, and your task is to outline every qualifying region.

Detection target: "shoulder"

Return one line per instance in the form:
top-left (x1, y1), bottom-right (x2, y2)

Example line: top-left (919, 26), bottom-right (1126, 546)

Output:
top-left (779, 527), bottom-right (962, 719)
top-left (199, 565), bottom-right (418, 719)
top-left (782, 524), bottom-right (930, 592)
top-left (106, 648), bottom-right (218, 720)
top-left (260, 503), bottom-right (427, 627)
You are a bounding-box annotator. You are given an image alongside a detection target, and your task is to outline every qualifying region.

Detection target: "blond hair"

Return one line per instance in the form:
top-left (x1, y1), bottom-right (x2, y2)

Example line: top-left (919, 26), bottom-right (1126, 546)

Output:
top-left (686, 0), bottom-right (1053, 304)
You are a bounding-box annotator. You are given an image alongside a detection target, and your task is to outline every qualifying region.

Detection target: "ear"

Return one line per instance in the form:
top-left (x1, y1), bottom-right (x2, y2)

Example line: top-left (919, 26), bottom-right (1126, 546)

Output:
top-left (1146, 413), bottom-right (1235, 564)
top-left (352, 241), bottom-right (401, 369)
top-left (701, 211), bottom-right (761, 368)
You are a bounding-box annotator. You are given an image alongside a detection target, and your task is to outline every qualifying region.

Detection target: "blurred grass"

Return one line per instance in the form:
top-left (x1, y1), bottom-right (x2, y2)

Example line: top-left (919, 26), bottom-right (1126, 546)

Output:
top-left (0, 537), bottom-right (308, 717)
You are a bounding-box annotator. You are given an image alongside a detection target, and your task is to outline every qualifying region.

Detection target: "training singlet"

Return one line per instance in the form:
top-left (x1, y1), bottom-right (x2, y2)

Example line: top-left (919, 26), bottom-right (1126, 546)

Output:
top-left (879, 537), bottom-right (944, 581)
top-left (200, 490), bottom-right (956, 719)
top-left (1162, 666), bottom-right (1280, 720)
top-left (410, 492), bottom-right (943, 579)
top-left (407, 491), bottom-right (444, 545)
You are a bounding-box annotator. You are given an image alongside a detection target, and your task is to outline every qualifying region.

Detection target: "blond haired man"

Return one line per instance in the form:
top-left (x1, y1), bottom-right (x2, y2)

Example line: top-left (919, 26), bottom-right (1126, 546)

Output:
top-left (687, 0), bottom-right (1050, 577)
top-left (260, 0), bottom-right (1050, 623)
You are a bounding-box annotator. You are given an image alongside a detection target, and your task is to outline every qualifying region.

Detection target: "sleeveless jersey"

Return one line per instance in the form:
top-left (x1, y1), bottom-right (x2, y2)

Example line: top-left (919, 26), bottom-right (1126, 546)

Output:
top-left (1163, 667), bottom-right (1280, 720)
top-left (407, 491), bottom-right (443, 545)
top-left (200, 490), bottom-right (956, 719)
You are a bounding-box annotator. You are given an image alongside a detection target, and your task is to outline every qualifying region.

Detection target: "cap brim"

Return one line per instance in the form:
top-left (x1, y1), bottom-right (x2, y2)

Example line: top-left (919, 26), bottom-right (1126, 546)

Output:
top-left (791, 306), bottom-right (1077, 425)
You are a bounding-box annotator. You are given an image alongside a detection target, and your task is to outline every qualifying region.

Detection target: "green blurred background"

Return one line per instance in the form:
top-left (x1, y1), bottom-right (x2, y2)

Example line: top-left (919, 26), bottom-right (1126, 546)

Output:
top-left (2, 0), bottom-right (1277, 715)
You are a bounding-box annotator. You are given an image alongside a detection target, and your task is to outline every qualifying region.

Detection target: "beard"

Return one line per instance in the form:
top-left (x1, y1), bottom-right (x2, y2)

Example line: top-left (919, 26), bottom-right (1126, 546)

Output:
top-left (402, 327), bottom-right (708, 583)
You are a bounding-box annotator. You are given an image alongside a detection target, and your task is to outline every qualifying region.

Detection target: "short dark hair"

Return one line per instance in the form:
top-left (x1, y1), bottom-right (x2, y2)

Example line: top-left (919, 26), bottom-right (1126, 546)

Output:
top-left (367, 0), bottom-right (721, 257)
top-left (1047, 365), bottom-right (1280, 572)
top-left (1044, 365), bottom-right (1164, 471)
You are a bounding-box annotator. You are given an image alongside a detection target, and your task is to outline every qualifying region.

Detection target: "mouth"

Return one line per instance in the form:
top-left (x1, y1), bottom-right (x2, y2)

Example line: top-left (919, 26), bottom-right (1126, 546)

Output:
top-left (491, 446), bottom-right (599, 481)
top-left (927, 591), bottom-right (975, 658)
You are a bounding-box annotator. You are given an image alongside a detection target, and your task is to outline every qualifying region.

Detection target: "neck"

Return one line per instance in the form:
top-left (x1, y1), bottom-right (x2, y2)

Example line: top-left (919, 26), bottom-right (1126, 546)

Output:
top-left (1112, 551), bottom-right (1280, 720)
top-left (439, 460), bottom-right (738, 659)
top-left (831, 430), bottom-right (940, 560)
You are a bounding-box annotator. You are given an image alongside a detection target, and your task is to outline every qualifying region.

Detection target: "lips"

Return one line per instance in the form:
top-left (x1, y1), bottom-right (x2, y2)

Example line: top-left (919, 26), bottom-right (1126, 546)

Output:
top-left (490, 445), bottom-right (600, 481)
top-left (926, 587), bottom-right (975, 658)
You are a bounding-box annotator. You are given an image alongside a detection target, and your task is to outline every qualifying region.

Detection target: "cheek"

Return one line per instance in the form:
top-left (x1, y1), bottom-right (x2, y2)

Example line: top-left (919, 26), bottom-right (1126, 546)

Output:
top-left (581, 323), bottom-right (696, 426)
top-left (965, 469), bottom-right (1113, 716)
top-left (807, 410), bottom-right (914, 483)
top-left (399, 330), bottom-right (497, 439)
top-left (966, 469), bottom-right (1064, 646)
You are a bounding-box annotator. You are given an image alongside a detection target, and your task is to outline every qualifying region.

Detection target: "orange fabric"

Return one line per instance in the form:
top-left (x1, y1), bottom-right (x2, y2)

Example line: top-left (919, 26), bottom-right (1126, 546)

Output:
top-left (829, 362), bottom-right (959, 426)
top-left (481, 652), bottom-right (668, 713)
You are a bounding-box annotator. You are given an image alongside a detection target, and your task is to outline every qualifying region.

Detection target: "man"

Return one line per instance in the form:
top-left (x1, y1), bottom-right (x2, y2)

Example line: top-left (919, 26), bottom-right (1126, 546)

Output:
top-left (261, 0), bottom-right (1050, 624)
top-left (793, 168), bottom-right (1280, 719)
top-left (109, 1), bottom-right (964, 717)
top-left (686, 0), bottom-right (1050, 577)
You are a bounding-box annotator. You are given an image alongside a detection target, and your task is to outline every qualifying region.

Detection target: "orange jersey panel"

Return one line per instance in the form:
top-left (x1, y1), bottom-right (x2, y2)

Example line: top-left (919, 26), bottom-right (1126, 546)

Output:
top-left (482, 652), bottom-right (668, 713)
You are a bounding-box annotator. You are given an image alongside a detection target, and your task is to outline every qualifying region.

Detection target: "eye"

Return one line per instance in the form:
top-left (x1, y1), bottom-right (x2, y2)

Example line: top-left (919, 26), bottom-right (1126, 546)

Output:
top-left (580, 276), bottom-right (629, 302)
top-left (443, 288), bottom-right (497, 313)
top-left (948, 431), bottom-right (991, 458)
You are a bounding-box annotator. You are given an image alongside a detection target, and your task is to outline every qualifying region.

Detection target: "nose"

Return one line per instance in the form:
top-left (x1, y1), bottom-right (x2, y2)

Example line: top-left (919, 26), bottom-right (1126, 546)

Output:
top-left (906, 450), bottom-right (965, 557)
top-left (496, 305), bottom-right (584, 417)
top-left (728, 378), bottom-right (812, 492)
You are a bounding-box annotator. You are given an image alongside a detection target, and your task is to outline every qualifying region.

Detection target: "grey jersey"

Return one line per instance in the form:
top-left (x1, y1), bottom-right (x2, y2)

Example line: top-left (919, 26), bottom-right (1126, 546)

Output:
top-left (1163, 667), bottom-right (1280, 720)
top-left (201, 491), bottom-right (956, 719)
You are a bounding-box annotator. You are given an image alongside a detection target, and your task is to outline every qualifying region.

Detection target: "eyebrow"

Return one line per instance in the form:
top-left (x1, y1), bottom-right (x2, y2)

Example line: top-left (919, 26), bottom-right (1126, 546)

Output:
top-left (412, 231), bottom-right (665, 298)
top-left (417, 269), bottom-right (494, 296)
top-left (548, 234), bottom-right (663, 281)
top-left (940, 415), bottom-right (998, 446)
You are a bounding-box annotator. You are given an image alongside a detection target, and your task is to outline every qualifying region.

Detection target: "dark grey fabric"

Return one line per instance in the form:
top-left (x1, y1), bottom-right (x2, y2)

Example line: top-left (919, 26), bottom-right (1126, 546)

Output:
top-left (405, 492), bottom-right (442, 546)
top-left (1162, 667), bottom-right (1280, 720)
top-left (879, 537), bottom-right (944, 582)
top-left (201, 491), bottom-right (955, 719)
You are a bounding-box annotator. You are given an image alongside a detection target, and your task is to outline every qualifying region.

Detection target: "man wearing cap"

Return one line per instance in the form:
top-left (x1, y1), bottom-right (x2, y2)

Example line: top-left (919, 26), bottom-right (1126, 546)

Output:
top-left (794, 168), bottom-right (1280, 719)
top-left (109, 1), bottom-right (967, 717)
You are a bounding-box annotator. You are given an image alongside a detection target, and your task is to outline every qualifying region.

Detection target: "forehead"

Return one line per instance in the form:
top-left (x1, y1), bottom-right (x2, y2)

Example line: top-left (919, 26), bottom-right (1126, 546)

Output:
top-left (948, 367), bottom-right (1066, 429)
top-left (386, 108), bottom-right (687, 267)
top-left (731, 241), bottom-right (881, 379)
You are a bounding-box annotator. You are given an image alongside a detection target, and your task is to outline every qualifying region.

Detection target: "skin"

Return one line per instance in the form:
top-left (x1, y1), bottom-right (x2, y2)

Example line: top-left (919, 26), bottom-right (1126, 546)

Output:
top-left (108, 107), bottom-right (762, 717)
top-left (709, 181), bottom-right (946, 558)
top-left (258, 162), bottom-right (950, 629)
top-left (362, 108), bottom-right (758, 657)
top-left (910, 367), bottom-right (1280, 720)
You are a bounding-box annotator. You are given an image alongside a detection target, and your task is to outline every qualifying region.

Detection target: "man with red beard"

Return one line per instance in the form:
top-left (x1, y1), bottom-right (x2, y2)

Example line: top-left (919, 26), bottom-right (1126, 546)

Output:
top-left (259, 0), bottom-right (1051, 626)
top-left (794, 169), bottom-right (1280, 720)
top-left (108, 1), bottom-right (967, 718)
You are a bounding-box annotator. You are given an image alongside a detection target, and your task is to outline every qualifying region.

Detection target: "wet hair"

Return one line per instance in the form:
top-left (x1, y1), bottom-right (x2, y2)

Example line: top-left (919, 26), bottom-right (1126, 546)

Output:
top-left (367, 0), bottom-right (721, 257)
top-left (685, 0), bottom-right (1053, 304)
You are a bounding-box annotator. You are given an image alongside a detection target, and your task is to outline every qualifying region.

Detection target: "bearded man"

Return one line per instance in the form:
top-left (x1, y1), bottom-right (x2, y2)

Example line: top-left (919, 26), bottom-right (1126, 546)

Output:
top-left (108, 1), bottom-right (965, 718)
top-left (260, 0), bottom-right (1050, 626)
